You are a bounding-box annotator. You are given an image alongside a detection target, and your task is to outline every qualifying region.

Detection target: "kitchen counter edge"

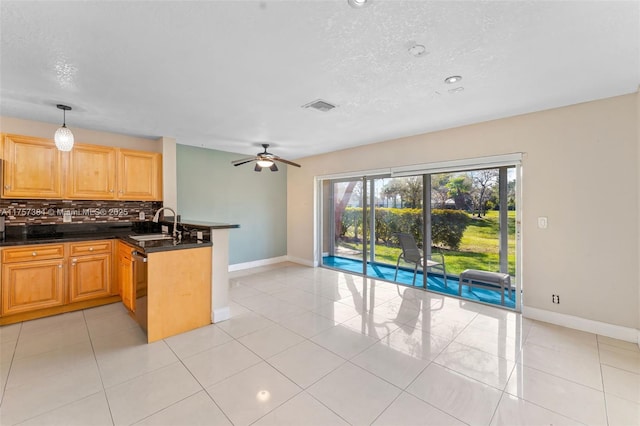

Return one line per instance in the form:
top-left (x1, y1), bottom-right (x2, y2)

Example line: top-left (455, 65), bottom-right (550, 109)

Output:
top-left (0, 233), bottom-right (212, 253)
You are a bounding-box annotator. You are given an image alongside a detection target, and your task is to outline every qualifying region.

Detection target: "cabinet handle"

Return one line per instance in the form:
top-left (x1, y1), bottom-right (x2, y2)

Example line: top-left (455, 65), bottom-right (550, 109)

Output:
top-left (119, 190), bottom-right (123, 194)
top-left (32, 252), bottom-right (37, 256)
top-left (71, 258), bottom-right (77, 262)
top-left (109, 189), bottom-right (114, 193)
top-left (89, 247), bottom-right (94, 251)
top-left (4, 185), bottom-right (10, 190)
top-left (58, 264), bottom-right (63, 268)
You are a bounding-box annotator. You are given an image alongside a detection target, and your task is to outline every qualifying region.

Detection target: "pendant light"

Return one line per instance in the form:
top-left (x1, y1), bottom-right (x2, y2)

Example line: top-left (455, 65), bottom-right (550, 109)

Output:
top-left (54, 104), bottom-right (74, 151)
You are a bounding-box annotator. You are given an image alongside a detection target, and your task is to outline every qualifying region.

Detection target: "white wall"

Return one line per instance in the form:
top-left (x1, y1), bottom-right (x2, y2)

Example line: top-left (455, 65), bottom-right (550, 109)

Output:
top-left (288, 93), bottom-right (639, 330)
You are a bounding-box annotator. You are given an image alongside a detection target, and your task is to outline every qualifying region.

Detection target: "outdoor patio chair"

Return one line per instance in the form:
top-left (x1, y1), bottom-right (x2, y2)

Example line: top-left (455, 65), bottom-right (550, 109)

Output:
top-left (393, 233), bottom-right (448, 287)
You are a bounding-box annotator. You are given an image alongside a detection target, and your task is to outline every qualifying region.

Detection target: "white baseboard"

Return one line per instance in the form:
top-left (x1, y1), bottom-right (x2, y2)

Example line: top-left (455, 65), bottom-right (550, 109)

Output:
top-left (228, 255), bottom-right (289, 272)
top-left (212, 306), bottom-right (230, 323)
top-left (523, 306), bottom-right (639, 344)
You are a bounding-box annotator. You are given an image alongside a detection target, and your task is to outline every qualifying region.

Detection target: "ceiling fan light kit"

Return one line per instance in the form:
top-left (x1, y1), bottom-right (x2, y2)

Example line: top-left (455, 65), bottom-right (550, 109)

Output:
top-left (232, 144), bottom-right (301, 172)
top-left (348, 0), bottom-right (370, 9)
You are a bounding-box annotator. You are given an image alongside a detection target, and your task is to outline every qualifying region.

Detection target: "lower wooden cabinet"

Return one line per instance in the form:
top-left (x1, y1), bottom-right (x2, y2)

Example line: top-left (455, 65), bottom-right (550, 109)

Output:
top-left (68, 253), bottom-right (112, 303)
top-left (1, 240), bottom-right (114, 319)
top-left (1, 259), bottom-right (65, 315)
top-left (117, 241), bottom-right (135, 312)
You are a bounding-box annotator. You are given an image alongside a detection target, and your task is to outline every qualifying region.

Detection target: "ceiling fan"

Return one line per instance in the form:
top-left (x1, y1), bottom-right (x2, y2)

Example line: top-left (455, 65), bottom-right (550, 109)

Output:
top-left (231, 144), bottom-right (301, 172)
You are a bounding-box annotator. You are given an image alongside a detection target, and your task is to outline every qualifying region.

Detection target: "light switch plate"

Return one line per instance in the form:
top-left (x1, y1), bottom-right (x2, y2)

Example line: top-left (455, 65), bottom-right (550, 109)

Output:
top-left (161, 225), bottom-right (169, 233)
top-left (537, 217), bottom-right (548, 229)
top-left (138, 211), bottom-right (145, 220)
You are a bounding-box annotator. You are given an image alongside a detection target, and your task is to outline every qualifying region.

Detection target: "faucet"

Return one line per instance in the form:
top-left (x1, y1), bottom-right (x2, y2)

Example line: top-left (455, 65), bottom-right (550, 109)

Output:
top-left (152, 207), bottom-right (179, 239)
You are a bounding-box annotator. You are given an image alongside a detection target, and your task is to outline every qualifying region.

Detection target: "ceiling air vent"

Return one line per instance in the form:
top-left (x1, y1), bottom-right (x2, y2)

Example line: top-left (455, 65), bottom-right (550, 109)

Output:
top-left (302, 99), bottom-right (337, 112)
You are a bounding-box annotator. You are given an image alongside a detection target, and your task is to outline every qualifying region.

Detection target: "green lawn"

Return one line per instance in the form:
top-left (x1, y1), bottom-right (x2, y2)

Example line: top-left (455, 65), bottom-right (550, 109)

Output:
top-left (337, 210), bottom-right (516, 276)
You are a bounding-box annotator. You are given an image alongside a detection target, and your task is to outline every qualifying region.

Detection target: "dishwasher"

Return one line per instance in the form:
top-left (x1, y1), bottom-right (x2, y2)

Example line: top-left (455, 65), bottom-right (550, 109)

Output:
top-left (132, 250), bottom-right (148, 332)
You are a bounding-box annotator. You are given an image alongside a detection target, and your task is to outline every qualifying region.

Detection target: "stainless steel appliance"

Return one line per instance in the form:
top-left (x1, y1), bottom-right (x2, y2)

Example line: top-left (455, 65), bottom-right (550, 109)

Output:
top-left (132, 250), bottom-right (148, 332)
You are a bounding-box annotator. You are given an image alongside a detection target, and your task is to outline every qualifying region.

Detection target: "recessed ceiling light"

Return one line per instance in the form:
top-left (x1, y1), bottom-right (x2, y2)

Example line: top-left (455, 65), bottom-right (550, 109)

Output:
top-left (408, 44), bottom-right (427, 57)
top-left (348, 0), bottom-right (370, 8)
top-left (445, 75), bottom-right (462, 84)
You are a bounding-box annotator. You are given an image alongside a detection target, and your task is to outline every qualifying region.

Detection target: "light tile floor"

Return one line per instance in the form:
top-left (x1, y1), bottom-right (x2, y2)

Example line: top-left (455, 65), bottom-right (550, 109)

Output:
top-left (0, 262), bottom-right (638, 425)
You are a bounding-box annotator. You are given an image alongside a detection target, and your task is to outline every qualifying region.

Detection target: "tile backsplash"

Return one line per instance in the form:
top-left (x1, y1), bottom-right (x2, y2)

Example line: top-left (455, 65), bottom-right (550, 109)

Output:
top-left (0, 199), bottom-right (163, 225)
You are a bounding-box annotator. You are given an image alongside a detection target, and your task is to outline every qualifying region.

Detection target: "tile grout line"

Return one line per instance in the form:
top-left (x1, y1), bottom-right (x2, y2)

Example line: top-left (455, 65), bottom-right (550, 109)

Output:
top-left (0, 321), bottom-right (22, 410)
top-left (82, 309), bottom-right (117, 426)
top-left (596, 335), bottom-right (612, 426)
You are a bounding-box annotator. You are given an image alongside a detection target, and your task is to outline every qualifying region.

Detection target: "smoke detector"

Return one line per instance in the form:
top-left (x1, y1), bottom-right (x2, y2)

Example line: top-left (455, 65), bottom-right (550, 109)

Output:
top-left (302, 99), bottom-right (337, 112)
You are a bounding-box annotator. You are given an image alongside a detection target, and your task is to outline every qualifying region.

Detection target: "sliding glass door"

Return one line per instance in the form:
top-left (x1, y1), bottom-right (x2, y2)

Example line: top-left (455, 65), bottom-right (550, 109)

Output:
top-left (320, 160), bottom-right (521, 311)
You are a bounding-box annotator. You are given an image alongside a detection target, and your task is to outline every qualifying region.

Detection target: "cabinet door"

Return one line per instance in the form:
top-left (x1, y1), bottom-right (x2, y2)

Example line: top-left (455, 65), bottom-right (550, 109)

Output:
top-left (118, 242), bottom-right (134, 312)
top-left (66, 144), bottom-right (116, 200)
top-left (117, 150), bottom-right (162, 201)
top-left (1, 259), bottom-right (65, 315)
top-left (68, 253), bottom-right (111, 303)
top-left (2, 134), bottom-right (63, 199)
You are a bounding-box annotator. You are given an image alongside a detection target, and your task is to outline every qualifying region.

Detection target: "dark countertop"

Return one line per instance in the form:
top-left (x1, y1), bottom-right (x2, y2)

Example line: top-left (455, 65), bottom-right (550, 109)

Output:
top-left (118, 234), bottom-right (212, 253)
top-left (180, 220), bottom-right (240, 229)
top-left (0, 223), bottom-right (213, 253)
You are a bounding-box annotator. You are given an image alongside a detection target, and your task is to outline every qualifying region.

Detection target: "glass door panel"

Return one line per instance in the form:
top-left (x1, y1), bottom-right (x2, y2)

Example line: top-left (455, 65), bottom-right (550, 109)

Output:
top-left (322, 179), bottom-right (365, 273)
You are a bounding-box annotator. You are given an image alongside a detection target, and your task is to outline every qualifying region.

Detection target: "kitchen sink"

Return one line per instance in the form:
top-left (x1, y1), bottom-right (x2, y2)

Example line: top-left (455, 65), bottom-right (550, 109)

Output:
top-left (129, 233), bottom-right (174, 242)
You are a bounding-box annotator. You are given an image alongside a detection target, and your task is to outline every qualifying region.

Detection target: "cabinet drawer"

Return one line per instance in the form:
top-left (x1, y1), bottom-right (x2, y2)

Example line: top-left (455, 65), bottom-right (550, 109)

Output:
top-left (69, 240), bottom-right (112, 256)
top-left (2, 244), bottom-right (65, 263)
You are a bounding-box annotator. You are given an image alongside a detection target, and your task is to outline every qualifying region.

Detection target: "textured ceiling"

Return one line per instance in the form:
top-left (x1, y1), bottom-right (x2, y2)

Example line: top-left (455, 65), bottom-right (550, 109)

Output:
top-left (1, 1), bottom-right (639, 160)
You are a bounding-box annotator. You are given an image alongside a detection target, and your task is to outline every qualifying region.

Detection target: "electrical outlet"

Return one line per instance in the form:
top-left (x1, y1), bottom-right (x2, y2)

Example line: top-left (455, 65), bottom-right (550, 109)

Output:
top-left (196, 231), bottom-right (203, 240)
top-left (138, 211), bottom-right (145, 220)
top-left (552, 294), bottom-right (560, 304)
top-left (63, 210), bottom-right (72, 223)
top-left (161, 225), bottom-right (169, 234)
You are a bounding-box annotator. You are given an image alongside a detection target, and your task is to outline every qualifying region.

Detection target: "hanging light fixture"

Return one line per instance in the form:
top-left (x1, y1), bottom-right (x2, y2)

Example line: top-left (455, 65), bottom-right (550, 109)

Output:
top-left (54, 104), bottom-right (74, 151)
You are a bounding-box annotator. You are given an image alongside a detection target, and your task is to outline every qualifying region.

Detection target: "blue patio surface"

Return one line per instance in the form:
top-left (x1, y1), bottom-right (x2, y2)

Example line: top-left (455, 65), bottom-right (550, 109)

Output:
top-left (323, 256), bottom-right (516, 309)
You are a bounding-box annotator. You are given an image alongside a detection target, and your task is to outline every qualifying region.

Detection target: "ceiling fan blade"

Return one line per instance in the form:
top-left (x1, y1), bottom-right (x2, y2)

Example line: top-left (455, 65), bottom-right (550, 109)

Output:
top-left (270, 163), bottom-right (278, 172)
top-left (232, 157), bottom-right (257, 165)
top-left (273, 157), bottom-right (301, 168)
top-left (254, 164), bottom-right (262, 172)
top-left (232, 158), bottom-right (256, 166)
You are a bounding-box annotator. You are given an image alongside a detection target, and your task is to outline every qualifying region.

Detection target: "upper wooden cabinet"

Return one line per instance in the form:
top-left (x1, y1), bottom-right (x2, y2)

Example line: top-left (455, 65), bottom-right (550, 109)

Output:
top-left (117, 149), bottom-right (162, 201)
top-left (2, 134), bottom-right (63, 199)
top-left (67, 143), bottom-right (117, 200)
top-left (1, 134), bottom-right (162, 201)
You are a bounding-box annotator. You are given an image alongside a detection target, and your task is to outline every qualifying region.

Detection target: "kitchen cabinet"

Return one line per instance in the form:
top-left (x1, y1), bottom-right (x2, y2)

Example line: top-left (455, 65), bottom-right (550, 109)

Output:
top-left (0, 240), bottom-right (117, 320)
top-left (68, 240), bottom-right (112, 303)
top-left (1, 134), bottom-right (162, 201)
top-left (117, 149), bottom-right (162, 201)
top-left (2, 134), bottom-right (63, 199)
top-left (66, 143), bottom-right (117, 200)
top-left (1, 244), bottom-right (65, 316)
top-left (117, 241), bottom-right (135, 312)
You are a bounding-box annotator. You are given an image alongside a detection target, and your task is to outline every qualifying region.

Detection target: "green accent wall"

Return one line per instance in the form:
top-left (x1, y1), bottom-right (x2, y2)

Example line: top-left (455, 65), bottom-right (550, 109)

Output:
top-left (176, 144), bottom-right (287, 265)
